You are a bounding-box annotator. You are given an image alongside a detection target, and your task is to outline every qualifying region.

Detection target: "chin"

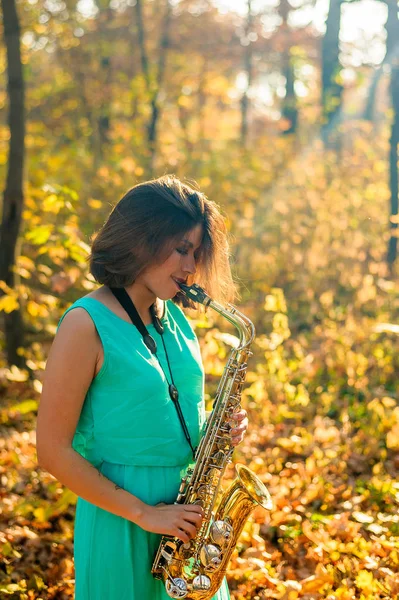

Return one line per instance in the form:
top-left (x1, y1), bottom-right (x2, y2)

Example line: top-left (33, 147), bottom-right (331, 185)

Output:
top-left (156, 288), bottom-right (178, 301)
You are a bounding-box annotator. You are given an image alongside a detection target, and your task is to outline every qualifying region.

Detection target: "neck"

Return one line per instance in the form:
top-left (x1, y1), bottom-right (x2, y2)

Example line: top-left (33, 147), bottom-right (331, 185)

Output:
top-left (123, 282), bottom-right (158, 323)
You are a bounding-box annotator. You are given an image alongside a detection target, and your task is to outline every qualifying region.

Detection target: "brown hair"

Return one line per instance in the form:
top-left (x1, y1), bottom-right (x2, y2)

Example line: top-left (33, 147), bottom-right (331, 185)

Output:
top-left (88, 175), bottom-right (236, 310)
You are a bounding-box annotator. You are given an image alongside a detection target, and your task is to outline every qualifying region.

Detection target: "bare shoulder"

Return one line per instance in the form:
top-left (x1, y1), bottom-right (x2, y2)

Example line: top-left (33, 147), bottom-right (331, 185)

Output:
top-left (58, 303), bottom-right (98, 333)
top-left (37, 306), bottom-right (102, 465)
top-left (48, 305), bottom-right (103, 374)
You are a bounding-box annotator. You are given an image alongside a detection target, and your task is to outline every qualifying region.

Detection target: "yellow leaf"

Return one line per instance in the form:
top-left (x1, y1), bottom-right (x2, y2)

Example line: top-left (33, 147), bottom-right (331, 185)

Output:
top-left (27, 300), bottom-right (40, 317)
top-left (355, 569), bottom-right (374, 591)
top-left (33, 506), bottom-right (48, 523)
top-left (264, 288), bottom-right (287, 313)
top-left (88, 199), bottom-right (102, 209)
top-left (387, 423), bottom-right (399, 450)
top-left (33, 379), bottom-right (43, 393)
top-left (0, 279), bottom-right (13, 294)
top-left (120, 158), bottom-right (136, 173)
top-left (0, 294), bottom-right (19, 313)
top-left (352, 511), bottom-right (374, 524)
top-left (178, 95), bottom-right (192, 108)
top-left (301, 571), bottom-right (334, 593)
top-left (5, 365), bottom-right (29, 382)
top-left (14, 266), bottom-right (31, 279)
top-left (9, 399), bottom-right (38, 414)
top-left (43, 193), bottom-right (64, 213)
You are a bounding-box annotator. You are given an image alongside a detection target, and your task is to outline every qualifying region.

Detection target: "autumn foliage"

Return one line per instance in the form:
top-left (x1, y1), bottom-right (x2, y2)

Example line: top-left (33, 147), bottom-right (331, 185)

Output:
top-left (1, 0), bottom-right (399, 598)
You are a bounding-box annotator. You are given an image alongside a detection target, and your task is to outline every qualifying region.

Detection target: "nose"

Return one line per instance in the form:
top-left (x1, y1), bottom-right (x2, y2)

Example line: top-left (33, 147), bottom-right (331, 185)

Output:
top-left (182, 254), bottom-right (196, 275)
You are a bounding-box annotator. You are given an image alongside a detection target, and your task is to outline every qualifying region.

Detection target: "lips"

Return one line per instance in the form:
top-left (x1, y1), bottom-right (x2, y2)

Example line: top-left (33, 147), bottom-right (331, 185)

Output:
top-left (171, 277), bottom-right (187, 291)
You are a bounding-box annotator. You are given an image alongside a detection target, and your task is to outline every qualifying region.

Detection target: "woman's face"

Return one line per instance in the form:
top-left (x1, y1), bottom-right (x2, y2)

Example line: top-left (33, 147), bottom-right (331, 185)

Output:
top-left (136, 223), bottom-right (203, 300)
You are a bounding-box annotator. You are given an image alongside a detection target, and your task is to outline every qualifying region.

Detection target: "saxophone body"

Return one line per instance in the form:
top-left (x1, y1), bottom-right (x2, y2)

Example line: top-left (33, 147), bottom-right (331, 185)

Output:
top-left (151, 284), bottom-right (273, 599)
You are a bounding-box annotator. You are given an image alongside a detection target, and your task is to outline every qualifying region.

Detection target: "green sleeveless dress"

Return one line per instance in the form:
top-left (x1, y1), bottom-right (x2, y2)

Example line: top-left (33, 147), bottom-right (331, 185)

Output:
top-left (57, 296), bottom-right (230, 600)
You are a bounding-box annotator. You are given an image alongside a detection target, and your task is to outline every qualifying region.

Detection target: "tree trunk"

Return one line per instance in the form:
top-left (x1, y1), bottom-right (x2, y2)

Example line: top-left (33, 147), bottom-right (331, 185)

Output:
top-left (147, 0), bottom-right (172, 174)
top-left (363, 68), bottom-right (383, 122)
top-left (197, 58), bottom-right (208, 146)
top-left (387, 64), bottom-right (399, 268)
top-left (0, 0), bottom-right (26, 368)
top-left (240, 0), bottom-right (253, 147)
top-left (321, 0), bottom-right (343, 144)
top-left (279, 0), bottom-right (298, 135)
top-left (282, 51), bottom-right (298, 134)
top-left (364, 0), bottom-right (399, 122)
top-left (98, 54), bottom-right (112, 148)
top-left (135, 0), bottom-right (151, 91)
top-left (386, 0), bottom-right (399, 268)
top-left (96, 2), bottom-right (113, 162)
top-left (134, 0), bottom-right (172, 173)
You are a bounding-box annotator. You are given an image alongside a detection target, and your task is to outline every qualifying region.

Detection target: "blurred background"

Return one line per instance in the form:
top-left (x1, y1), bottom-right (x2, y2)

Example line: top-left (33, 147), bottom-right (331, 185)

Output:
top-left (1, 0), bottom-right (399, 598)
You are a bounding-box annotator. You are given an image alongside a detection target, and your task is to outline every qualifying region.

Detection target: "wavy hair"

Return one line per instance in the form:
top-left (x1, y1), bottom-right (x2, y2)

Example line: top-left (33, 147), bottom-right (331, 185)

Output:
top-left (88, 175), bottom-right (236, 309)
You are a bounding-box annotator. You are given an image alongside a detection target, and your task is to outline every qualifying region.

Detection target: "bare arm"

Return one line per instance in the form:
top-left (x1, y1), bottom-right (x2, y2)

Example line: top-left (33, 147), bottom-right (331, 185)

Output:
top-left (36, 308), bottom-right (147, 522)
top-left (36, 307), bottom-right (203, 541)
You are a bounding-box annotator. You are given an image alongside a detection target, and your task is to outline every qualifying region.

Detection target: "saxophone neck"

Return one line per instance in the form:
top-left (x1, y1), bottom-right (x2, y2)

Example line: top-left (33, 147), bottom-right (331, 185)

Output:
top-left (209, 300), bottom-right (255, 350)
top-left (178, 283), bottom-right (255, 350)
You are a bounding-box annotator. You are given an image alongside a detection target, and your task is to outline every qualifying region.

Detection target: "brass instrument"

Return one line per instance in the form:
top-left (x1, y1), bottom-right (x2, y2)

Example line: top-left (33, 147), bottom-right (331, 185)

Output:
top-left (151, 283), bottom-right (273, 599)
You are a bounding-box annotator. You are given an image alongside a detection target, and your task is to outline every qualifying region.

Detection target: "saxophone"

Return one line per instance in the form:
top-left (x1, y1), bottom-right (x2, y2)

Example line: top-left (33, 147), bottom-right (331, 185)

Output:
top-left (151, 283), bottom-right (273, 599)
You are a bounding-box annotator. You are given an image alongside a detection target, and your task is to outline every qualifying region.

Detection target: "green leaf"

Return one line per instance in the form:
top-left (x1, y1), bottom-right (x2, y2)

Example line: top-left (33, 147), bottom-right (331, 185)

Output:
top-left (26, 225), bottom-right (53, 245)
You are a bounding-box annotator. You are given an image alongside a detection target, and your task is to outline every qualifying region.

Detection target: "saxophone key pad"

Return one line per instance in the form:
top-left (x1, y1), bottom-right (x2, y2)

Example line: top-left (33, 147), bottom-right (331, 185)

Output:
top-left (161, 541), bottom-right (177, 563)
top-left (178, 542), bottom-right (193, 560)
top-left (197, 485), bottom-right (210, 500)
top-left (200, 544), bottom-right (222, 571)
top-left (192, 574), bottom-right (211, 591)
top-left (210, 520), bottom-right (233, 546)
top-left (165, 577), bottom-right (188, 599)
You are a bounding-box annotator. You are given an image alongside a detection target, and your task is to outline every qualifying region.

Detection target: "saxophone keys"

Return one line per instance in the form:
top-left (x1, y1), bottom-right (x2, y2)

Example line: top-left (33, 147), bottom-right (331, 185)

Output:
top-left (228, 395), bottom-right (241, 408)
top-left (204, 467), bottom-right (219, 485)
top-left (210, 520), bottom-right (233, 546)
top-left (165, 577), bottom-right (188, 598)
top-left (217, 440), bottom-right (230, 452)
top-left (199, 544), bottom-right (222, 571)
top-left (213, 448), bottom-right (227, 461)
top-left (192, 574), bottom-right (211, 591)
top-left (197, 485), bottom-right (210, 500)
top-left (192, 498), bottom-right (205, 509)
top-left (178, 540), bottom-right (196, 560)
top-left (161, 540), bottom-right (178, 563)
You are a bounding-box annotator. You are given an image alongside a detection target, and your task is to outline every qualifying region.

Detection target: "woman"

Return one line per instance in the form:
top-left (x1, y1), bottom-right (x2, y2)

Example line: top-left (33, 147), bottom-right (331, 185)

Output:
top-left (36, 175), bottom-right (249, 600)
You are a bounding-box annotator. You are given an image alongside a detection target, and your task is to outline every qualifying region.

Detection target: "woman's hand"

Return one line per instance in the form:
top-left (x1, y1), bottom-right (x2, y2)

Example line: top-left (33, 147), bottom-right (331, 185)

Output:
top-left (137, 503), bottom-right (204, 544)
top-left (229, 408), bottom-right (248, 447)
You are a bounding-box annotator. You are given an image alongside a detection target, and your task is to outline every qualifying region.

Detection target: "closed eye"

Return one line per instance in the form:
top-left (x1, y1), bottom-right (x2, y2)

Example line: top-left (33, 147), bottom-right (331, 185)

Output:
top-left (176, 246), bottom-right (201, 260)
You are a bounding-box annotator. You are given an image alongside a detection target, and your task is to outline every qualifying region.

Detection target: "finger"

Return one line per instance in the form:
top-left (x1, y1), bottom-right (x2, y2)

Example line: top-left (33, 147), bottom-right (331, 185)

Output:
top-left (231, 429), bottom-right (245, 442)
top-left (176, 528), bottom-right (190, 544)
top-left (230, 411), bottom-right (247, 424)
top-left (231, 435), bottom-right (244, 446)
top-left (183, 511), bottom-right (203, 527)
top-left (235, 410), bottom-right (247, 421)
top-left (184, 506), bottom-right (204, 521)
top-left (184, 504), bottom-right (204, 514)
top-left (180, 521), bottom-right (197, 539)
top-left (230, 425), bottom-right (246, 435)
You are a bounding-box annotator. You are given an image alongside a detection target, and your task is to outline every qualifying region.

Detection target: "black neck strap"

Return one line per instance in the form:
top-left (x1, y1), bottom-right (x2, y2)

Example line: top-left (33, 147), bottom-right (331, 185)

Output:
top-left (109, 287), bottom-right (159, 353)
top-left (109, 287), bottom-right (196, 460)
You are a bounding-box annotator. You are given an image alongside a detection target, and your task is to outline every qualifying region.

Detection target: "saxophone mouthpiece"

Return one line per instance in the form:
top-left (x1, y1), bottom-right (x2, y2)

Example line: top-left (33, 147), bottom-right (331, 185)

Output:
top-left (178, 283), bottom-right (211, 306)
